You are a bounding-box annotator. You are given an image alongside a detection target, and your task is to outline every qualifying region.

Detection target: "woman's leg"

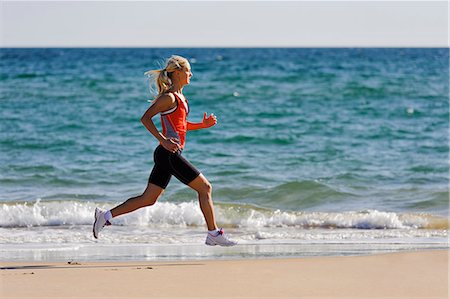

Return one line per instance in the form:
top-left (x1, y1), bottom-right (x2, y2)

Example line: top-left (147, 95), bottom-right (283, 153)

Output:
top-left (188, 174), bottom-right (218, 231)
top-left (110, 183), bottom-right (164, 218)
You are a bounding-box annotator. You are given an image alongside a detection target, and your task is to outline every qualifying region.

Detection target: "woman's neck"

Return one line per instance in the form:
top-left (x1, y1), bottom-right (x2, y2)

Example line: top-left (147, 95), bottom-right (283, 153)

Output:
top-left (169, 82), bottom-right (184, 94)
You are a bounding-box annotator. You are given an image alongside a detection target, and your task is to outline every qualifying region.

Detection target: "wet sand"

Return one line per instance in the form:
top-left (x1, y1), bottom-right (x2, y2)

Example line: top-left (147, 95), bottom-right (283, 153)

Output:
top-left (1, 250), bottom-right (448, 298)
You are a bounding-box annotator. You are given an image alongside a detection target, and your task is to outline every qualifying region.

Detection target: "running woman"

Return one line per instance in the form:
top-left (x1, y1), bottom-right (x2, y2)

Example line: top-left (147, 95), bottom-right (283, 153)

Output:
top-left (93, 55), bottom-right (236, 246)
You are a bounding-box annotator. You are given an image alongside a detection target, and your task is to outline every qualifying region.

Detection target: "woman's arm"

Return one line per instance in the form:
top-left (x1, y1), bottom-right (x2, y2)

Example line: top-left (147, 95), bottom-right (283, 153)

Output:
top-left (187, 112), bottom-right (217, 131)
top-left (141, 94), bottom-right (181, 152)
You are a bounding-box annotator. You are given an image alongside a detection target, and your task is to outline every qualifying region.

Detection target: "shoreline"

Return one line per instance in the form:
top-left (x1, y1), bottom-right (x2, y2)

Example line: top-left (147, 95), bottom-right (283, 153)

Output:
top-left (1, 240), bottom-right (447, 263)
top-left (2, 249), bottom-right (448, 298)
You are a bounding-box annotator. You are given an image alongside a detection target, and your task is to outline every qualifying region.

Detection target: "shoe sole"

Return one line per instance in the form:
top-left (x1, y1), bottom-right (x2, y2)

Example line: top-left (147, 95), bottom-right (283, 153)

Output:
top-left (205, 236), bottom-right (236, 247)
top-left (92, 209), bottom-right (99, 239)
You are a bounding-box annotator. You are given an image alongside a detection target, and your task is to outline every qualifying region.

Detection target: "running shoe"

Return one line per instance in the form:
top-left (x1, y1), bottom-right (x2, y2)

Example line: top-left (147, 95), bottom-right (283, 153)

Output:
top-left (92, 208), bottom-right (111, 239)
top-left (205, 228), bottom-right (237, 246)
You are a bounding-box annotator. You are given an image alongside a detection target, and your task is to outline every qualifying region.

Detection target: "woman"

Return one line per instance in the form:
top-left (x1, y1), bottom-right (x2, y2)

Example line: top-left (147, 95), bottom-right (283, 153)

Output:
top-left (92, 55), bottom-right (236, 246)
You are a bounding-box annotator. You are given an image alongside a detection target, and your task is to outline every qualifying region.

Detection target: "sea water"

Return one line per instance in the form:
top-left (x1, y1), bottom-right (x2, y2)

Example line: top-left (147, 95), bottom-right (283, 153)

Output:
top-left (0, 48), bottom-right (448, 261)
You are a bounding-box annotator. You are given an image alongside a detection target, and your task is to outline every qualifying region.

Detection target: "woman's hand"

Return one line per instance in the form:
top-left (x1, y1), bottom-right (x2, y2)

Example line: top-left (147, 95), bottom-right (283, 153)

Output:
top-left (202, 112), bottom-right (217, 128)
top-left (161, 138), bottom-right (181, 153)
top-left (186, 113), bottom-right (218, 131)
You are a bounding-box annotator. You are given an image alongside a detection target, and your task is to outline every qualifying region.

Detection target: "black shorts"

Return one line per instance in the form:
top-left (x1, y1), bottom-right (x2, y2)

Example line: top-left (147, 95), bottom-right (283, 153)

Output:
top-left (148, 145), bottom-right (201, 189)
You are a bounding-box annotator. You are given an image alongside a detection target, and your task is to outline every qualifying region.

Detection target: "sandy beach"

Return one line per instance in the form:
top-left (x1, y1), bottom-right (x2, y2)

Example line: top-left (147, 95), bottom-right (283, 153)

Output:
top-left (1, 250), bottom-right (448, 299)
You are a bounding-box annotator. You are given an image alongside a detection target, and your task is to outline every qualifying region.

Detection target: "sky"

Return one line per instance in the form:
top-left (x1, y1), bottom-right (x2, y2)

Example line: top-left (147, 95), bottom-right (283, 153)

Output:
top-left (0, 1), bottom-right (448, 47)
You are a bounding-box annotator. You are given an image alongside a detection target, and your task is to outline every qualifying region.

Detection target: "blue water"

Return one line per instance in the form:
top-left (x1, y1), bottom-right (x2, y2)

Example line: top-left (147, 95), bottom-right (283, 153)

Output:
top-left (0, 48), bottom-right (448, 261)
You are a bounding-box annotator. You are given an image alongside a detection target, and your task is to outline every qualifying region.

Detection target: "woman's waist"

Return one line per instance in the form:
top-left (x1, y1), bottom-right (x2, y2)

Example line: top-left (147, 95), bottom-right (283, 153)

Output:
top-left (155, 144), bottom-right (184, 154)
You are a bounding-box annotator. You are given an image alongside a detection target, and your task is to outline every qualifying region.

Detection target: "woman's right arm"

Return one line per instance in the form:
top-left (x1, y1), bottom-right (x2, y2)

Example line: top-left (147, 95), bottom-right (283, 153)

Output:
top-left (140, 94), bottom-right (180, 152)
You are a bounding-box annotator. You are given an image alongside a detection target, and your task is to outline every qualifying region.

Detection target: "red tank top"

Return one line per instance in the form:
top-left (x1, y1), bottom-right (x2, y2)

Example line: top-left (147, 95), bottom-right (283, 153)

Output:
top-left (160, 93), bottom-right (189, 149)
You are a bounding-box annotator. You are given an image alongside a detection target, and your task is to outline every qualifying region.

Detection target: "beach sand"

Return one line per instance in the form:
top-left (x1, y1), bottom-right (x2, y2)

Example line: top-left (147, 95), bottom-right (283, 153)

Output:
top-left (1, 250), bottom-right (448, 299)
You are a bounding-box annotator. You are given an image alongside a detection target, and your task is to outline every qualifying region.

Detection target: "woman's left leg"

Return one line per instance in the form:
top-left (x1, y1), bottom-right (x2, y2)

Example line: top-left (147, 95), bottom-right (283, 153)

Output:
top-left (188, 174), bottom-right (218, 231)
top-left (188, 173), bottom-right (236, 246)
top-left (167, 150), bottom-right (236, 245)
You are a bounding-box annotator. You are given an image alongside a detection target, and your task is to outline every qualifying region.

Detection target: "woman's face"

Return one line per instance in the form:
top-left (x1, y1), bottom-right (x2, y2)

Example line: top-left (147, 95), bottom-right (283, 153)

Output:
top-left (174, 63), bottom-right (193, 86)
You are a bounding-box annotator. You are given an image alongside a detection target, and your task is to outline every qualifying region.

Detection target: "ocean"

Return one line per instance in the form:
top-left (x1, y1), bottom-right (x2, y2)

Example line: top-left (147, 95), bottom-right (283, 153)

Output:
top-left (0, 48), bottom-right (448, 261)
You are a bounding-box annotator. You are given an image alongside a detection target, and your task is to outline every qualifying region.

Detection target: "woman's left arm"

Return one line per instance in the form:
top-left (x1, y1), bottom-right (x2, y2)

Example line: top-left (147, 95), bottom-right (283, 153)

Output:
top-left (187, 112), bottom-right (217, 131)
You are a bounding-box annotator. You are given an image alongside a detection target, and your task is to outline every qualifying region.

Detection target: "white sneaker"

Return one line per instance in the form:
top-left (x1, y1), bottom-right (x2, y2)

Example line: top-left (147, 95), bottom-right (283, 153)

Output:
top-left (92, 208), bottom-right (111, 239)
top-left (205, 228), bottom-right (237, 246)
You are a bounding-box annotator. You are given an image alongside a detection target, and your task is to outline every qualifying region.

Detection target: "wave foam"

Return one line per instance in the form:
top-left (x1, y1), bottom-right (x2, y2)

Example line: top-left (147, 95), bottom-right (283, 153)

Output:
top-left (0, 200), bottom-right (446, 230)
top-left (239, 209), bottom-right (434, 229)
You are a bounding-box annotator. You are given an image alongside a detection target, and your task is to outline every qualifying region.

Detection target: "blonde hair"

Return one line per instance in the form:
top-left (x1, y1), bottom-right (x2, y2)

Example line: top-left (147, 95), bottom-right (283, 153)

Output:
top-left (144, 55), bottom-right (190, 97)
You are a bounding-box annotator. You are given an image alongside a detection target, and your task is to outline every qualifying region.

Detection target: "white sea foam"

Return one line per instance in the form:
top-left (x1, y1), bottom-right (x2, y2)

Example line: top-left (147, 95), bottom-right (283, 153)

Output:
top-left (0, 199), bottom-right (445, 230)
top-left (0, 200), bottom-right (447, 256)
top-left (240, 209), bottom-right (429, 229)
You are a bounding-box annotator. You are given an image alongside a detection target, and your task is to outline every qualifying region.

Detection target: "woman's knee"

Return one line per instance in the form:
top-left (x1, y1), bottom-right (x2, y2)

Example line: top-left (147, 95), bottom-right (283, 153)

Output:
top-left (142, 194), bottom-right (158, 206)
top-left (190, 175), bottom-right (212, 195)
top-left (198, 179), bottom-right (212, 195)
top-left (204, 180), bottom-right (212, 194)
top-left (142, 184), bottom-right (164, 206)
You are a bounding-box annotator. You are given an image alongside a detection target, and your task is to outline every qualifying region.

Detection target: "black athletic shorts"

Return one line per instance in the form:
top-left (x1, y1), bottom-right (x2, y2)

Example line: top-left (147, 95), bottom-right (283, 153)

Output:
top-left (148, 145), bottom-right (201, 189)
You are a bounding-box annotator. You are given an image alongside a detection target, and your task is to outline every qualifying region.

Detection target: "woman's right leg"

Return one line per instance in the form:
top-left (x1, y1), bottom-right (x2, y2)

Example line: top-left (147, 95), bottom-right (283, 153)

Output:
top-left (93, 183), bottom-right (164, 239)
top-left (110, 183), bottom-right (164, 218)
top-left (110, 147), bottom-right (172, 218)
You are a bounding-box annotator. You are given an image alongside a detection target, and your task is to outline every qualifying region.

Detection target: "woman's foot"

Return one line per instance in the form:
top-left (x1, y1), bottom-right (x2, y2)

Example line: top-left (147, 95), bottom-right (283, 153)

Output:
top-left (92, 208), bottom-right (111, 239)
top-left (205, 228), bottom-right (237, 246)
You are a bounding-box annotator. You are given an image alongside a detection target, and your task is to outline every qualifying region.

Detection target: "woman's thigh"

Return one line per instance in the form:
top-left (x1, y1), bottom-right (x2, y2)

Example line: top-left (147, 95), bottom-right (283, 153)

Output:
top-left (168, 151), bottom-right (201, 186)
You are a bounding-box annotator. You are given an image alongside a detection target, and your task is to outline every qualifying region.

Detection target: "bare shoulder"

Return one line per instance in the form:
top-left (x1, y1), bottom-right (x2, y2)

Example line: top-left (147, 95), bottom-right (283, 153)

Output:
top-left (156, 92), bottom-right (176, 104)
top-left (154, 92), bottom-right (176, 110)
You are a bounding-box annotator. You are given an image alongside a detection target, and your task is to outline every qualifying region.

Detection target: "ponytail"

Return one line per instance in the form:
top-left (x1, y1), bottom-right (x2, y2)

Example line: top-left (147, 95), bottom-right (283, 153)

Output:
top-left (144, 55), bottom-right (189, 98)
top-left (144, 68), bottom-right (172, 97)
